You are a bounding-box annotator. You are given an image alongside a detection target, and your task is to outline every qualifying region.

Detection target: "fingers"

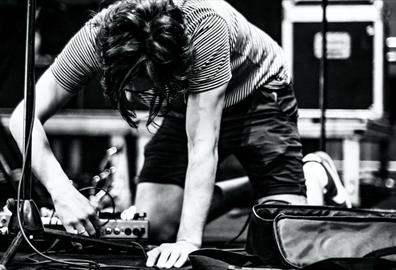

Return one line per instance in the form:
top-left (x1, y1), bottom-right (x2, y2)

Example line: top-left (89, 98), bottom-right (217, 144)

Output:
top-left (73, 223), bottom-right (89, 236)
top-left (63, 223), bottom-right (76, 234)
top-left (63, 216), bottom-right (97, 237)
top-left (174, 253), bottom-right (189, 268)
top-left (146, 248), bottom-right (160, 267)
top-left (146, 243), bottom-right (192, 269)
top-left (40, 207), bottom-right (55, 217)
top-left (82, 219), bottom-right (96, 236)
top-left (53, 184), bottom-right (102, 238)
top-left (156, 249), bottom-right (172, 268)
top-left (120, 205), bottom-right (137, 220)
top-left (89, 214), bottom-right (101, 233)
top-left (164, 251), bottom-right (181, 269)
top-left (74, 200), bottom-right (100, 236)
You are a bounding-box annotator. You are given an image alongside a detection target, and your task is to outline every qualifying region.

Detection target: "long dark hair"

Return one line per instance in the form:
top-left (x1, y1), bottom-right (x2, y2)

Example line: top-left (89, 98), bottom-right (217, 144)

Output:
top-left (95, 0), bottom-right (191, 127)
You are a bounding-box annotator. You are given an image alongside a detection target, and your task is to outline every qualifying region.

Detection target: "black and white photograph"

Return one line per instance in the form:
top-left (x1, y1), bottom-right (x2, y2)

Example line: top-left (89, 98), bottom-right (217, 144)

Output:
top-left (1, 0), bottom-right (396, 269)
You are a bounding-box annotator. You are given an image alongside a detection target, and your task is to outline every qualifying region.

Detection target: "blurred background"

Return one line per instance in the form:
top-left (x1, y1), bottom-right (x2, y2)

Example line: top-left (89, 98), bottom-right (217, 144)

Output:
top-left (1, 0), bottom-right (396, 210)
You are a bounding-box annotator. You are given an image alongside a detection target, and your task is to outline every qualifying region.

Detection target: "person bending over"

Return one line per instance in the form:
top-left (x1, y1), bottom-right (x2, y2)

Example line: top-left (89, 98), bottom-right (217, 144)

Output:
top-left (10, 0), bottom-right (310, 268)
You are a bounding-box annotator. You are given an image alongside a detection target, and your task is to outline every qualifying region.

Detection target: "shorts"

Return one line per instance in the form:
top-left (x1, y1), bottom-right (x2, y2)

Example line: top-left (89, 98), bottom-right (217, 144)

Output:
top-left (138, 84), bottom-right (306, 199)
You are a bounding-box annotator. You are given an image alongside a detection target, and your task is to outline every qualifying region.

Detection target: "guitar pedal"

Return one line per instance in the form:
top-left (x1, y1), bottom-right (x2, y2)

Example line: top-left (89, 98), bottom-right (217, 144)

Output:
top-left (100, 219), bottom-right (148, 240)
top-left (42, 213), bottom-right (149, 240)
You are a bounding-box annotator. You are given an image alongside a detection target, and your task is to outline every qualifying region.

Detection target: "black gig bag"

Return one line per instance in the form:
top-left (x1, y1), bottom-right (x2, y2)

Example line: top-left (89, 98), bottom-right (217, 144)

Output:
top-left (246, 204), bottom-right (396, 269)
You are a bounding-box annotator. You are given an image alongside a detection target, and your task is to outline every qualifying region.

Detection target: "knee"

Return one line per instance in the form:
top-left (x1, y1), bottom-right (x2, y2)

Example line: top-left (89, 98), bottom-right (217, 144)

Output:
top-left (134, 183), bottom-right (184, 243)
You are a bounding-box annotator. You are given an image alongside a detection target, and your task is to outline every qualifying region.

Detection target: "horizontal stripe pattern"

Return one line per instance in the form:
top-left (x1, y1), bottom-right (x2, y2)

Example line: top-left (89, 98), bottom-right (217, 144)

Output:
top-left (50, 0), bottom-right (291, 108)
top-left (50, 21), bottom-right (101, 93)
top-left (180, 0), bottom-right (291, 107)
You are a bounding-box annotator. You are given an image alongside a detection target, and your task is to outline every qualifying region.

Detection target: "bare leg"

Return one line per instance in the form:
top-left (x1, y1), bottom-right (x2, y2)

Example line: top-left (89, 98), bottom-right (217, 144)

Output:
top-left (133, 158), bottom-right (341, 244)
top-left (258, 194), bottom-right (307, 205)
top-left (134, 177), bottom-right (254, 242)
top-left (134, 183), bottom-right (184, 243)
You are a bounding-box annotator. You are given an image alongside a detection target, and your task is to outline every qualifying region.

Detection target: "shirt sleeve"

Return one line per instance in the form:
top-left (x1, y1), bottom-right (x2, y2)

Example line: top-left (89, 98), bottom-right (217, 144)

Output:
top-left (50, 18), bottom-right (102, 93)
top-left (188, 14), bottom-right (231, 93)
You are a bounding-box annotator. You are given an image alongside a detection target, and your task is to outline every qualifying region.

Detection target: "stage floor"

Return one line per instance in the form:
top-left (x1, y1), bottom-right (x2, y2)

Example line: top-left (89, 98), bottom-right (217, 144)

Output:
top-left (0, 208), bottom-right (251, 269)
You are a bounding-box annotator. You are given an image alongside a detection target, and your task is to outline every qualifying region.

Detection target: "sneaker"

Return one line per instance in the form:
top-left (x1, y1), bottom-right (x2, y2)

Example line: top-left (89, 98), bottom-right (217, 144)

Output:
top-left (303, 151), bottom-right (352, 208)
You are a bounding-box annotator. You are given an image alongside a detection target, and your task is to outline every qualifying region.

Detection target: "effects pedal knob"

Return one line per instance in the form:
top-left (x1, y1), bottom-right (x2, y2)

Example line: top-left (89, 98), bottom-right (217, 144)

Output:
top-left (98, 217), bottom-right (148, 239)
top-left (124, 228), bottom-right (132, 236)
top-left (132, 227), bottom-right (145, 237)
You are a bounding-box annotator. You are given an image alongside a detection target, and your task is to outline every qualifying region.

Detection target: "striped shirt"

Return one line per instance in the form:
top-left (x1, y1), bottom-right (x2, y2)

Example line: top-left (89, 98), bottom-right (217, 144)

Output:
top-left (51, 0), bottom-right (291, 108)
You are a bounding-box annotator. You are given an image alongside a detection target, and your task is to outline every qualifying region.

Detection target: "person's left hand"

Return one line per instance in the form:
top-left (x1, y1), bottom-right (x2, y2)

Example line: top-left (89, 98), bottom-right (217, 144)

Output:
top-left (146, 240), bottom-right (199, 268)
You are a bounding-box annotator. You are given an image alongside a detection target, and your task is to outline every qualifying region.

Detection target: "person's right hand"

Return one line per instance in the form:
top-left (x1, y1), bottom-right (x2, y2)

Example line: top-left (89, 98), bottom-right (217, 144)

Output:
top-left (51, 183), bottom-right (99, 236)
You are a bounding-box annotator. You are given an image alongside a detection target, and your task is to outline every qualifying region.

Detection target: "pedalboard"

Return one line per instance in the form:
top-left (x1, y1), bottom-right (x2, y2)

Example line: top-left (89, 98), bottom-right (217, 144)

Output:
top-left (42, 214), bottom-right (149, 240)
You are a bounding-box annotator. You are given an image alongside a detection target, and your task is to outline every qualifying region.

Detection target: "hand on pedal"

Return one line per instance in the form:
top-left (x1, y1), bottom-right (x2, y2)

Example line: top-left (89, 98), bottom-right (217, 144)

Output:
top-left (51, 183), bottom-right (99, 237)
top-left (120, 205), bottom-right (137, 220)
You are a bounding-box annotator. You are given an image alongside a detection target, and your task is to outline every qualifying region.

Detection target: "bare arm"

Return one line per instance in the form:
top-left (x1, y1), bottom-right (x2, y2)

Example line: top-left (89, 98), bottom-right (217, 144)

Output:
top-left (145, 8), bottom-right (232, 268)
top-left (177, 83), bottom-right (227, 245)
top-left (146, 83), bottom-right (227, 268)
top-left (9, 69), bottom-right (98, 235)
